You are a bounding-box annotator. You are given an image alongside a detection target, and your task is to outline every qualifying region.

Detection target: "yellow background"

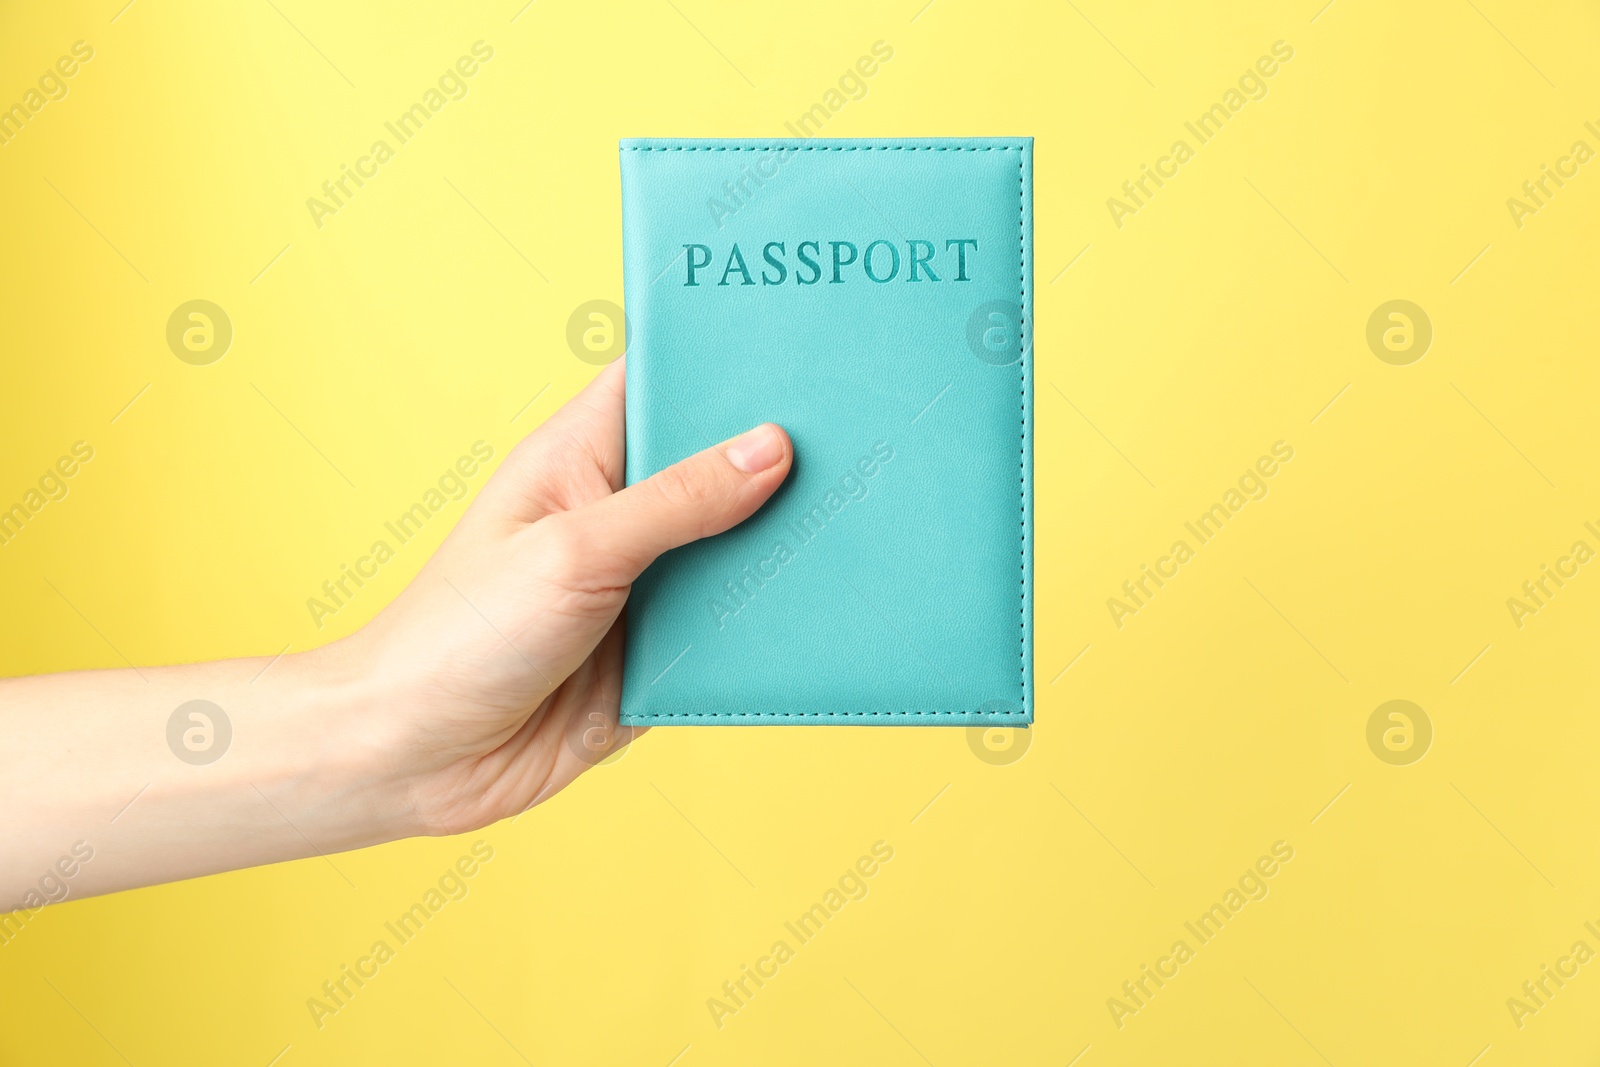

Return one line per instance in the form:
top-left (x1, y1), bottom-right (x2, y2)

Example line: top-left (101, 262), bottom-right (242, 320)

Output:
top-left (3, 0), bottom-right (1599, 1063)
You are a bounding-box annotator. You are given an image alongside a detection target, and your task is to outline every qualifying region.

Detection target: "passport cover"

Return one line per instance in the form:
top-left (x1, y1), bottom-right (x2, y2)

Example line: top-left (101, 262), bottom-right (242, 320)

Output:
top-left (618, 137), bottom-right (1032, 726)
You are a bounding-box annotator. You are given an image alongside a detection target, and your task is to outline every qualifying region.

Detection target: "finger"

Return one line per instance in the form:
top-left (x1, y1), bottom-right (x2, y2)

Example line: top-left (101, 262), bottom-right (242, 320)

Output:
top-left (552, 422), bottom-right (792, 586)
top-left (477, 359), bottom-right (628, 523)
top-left (554, 625), bottom-right (646, 775)
top-left (541, 358), bottom-right (627, 484)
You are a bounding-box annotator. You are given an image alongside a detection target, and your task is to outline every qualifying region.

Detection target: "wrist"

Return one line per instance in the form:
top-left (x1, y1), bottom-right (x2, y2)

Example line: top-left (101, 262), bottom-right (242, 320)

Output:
top-left (257, 640), bottom-right (422, 852)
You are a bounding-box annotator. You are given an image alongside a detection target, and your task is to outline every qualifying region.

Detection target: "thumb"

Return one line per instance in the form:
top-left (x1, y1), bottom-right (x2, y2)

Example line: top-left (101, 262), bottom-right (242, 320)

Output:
top-left (559, 423), bottom-right (792, 585)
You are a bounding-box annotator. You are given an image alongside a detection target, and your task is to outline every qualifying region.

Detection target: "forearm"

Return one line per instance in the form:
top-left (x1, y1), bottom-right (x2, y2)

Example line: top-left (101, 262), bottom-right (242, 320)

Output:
top-left (0, 642), bottom-right (411, 909)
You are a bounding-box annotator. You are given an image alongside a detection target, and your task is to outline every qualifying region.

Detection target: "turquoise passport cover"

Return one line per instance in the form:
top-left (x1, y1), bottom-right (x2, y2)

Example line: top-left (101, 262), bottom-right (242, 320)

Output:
top-left (618, 137), bottom-right (1032, 726)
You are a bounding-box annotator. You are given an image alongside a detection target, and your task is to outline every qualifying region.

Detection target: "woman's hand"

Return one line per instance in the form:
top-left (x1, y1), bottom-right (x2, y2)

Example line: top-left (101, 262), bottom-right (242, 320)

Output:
top-left (0, 360), bottom-right (791, 906)
top-left (344, 359), bottom-right (791, 836)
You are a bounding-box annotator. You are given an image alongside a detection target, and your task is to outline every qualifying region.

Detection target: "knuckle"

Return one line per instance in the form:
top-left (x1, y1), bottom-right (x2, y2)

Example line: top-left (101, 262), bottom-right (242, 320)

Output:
top-left (529, 510), bottom-right (634, 603)
top-left (531, 513), bottom-right (588, 577)
top-left (649, 461), bottom-right (716, 511)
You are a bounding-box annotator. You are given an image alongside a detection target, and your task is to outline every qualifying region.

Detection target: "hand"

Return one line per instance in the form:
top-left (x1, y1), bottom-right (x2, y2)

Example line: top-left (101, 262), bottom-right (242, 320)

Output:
top-left (0, 359), bottom-right (791, 905)
top-left (344, 359), bottom-right (792, 836)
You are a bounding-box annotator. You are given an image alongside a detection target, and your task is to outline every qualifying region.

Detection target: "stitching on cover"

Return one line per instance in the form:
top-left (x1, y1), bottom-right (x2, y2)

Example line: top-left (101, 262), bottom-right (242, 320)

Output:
top-left (623, 711), bottom-right (1030, 719)
top-left (626, 142), bottom-right (1031, 720)
top-left (623, 146), bottom-right (1020, 152)
top-left (1017, 147), bottom-right (1030, 724)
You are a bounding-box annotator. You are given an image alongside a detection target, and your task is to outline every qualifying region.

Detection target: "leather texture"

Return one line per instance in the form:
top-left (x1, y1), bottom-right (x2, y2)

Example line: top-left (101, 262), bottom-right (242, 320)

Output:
top-left (618, 137), bottom-right (1032, 726)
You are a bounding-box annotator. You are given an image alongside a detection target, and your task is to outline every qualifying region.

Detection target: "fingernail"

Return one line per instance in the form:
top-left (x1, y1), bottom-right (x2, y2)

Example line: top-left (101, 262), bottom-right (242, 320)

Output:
top-left (726, 424), bottom-right (784, 473)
